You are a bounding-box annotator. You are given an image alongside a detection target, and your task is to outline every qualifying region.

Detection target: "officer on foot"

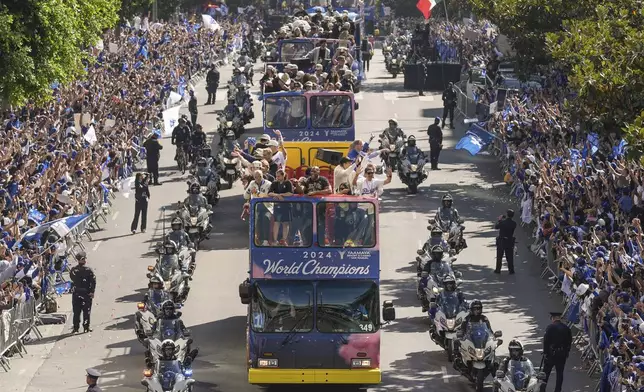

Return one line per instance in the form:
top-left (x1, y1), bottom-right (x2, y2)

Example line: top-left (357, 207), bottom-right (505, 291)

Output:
top-left (441, 82), bottom-right (457, 129)
top-left (86, 368), bottom-right (102, 392)
top-left (70, 251), bottom-right (96, 333)
top-left (427, 117), bottom-right (443, 170)
top-left (540, 311), bottom-right (572, 392)
top-left (494, 209), bottom-right (517, 274)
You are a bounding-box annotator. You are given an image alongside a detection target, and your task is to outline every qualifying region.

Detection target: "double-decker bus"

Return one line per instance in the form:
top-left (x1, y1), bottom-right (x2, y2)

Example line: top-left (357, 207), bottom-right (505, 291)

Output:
top-left (238, 195), bottom-right (396, 386)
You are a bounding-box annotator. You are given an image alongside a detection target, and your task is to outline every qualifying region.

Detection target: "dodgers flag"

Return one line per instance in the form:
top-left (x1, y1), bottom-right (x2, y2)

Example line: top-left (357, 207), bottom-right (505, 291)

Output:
top-left (14, 214), bottom-right (91, 249)
top-left (455, 123), bottom-right (495, 155)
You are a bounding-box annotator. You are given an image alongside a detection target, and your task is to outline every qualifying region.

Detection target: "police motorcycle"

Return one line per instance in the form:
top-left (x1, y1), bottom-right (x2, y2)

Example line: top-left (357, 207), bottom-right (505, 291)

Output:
top-left (147, 241), bottom-right (191, 304)
top-left (428, 275), bottom-right (469, 362)
top-left (379, 119), bottom-right (406, 171)
top-left (455, 322), bottom-right (504, 392)
top-left (142, 340), bottom-right (198, 392)
top-left (176, 183), bottom-right (213, 249)
top-left (429, 194), bottom-right (467, 254)
top-left (397, 136), bottom-right (428, 194)
top-left (234, 84), bottom-right (254, 124)
top-left (160, 219), bottom-right (196, 274)
top-left (190, 158), bottom-right (220, 207)
top-left (135, 276), bottom-right (173, 342)
top-left (144, 301), bottom-right (194, 369)
top-left (234, 54), bottom-right (255, 86)
top-left (217, 102), bottom-right (245, 140)
top-left (493, 340), bottom-right (546, 392)
top-left (388, 52), bottom-right (406, 78)
top-left (416, 246), bottom-right (462, 311)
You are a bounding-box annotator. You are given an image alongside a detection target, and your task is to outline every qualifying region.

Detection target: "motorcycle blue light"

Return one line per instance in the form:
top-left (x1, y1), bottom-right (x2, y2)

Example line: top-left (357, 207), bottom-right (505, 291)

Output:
top-left (183, 369), bottom-right (193, 377)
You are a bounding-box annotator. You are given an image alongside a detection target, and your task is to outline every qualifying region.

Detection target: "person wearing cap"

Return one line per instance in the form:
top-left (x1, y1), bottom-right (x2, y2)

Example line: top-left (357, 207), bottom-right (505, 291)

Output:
top-left (188, 90), bottom-right (198, 127)
top-left (540, 311), bottom-right (572, 392)
top-left (85, 368), bottom-right (102, 392)
top-left (495, 209), bottom-right (517, 274)
top-left (333, 157), bottom-right (357, 193)
top-left (305, 40), bottom-right (331, 66)
top-left (69, 251), bottom-right (96, 333)
top-left (427, 117), bottom-right (443, 170)
top-left (441, 82), bottom-right (457, 129)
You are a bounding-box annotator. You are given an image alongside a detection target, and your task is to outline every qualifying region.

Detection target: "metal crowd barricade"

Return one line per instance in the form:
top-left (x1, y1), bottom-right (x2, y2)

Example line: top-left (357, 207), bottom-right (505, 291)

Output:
top-left (0, 298), bottom-right (43, 371)
top-left (453, 80), bottom-right (490, 122)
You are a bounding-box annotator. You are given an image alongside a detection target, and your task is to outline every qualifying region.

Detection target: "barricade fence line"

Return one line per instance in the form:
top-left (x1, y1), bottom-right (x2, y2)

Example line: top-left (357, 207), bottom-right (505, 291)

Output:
top-left (0, 43), bottom-right (227, 373)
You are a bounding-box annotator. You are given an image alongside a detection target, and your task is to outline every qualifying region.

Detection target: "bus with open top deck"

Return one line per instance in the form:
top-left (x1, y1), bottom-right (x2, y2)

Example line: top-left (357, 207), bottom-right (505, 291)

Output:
top-left (238, 195), bottom-right (396, 386)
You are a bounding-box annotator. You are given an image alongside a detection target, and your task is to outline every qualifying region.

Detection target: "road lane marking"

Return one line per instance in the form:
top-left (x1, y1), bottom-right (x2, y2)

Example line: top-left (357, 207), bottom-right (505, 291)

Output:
top-left (92, 241), bottom-right (103, 252)
top-left (112, 211), bottom-right (119, 221)
top-left (394, 113), bottom-right (398, 119)
top-left (441, 366), bottom-right (449, 383)
top-left (412, 211), bottom-right (417, 220)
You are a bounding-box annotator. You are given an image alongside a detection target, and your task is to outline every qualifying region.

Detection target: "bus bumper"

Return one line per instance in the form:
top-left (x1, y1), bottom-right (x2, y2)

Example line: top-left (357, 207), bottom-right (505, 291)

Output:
top-left (248, 368), bottom-right (381, 385)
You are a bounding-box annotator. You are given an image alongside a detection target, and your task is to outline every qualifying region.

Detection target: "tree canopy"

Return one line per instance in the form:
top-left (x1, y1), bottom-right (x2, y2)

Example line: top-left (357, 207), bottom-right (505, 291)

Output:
top-left (0, 0), bottom-right (119, 106)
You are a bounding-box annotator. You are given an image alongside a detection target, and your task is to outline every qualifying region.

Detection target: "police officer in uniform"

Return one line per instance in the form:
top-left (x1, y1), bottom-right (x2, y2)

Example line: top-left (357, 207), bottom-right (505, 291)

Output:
top-left (188, 90), bottom-right (198, 126)
top-left (86, 368), bottom-right (102, 391)
top-left (205, 64), bottom-right (220, 105)
top-left (441, 82), bottom-right (457, 129)
top-left (70, 251), bottom-right (96, 333)
top-left (427, 116), bottom-right (443, 170)
top-left (540, 311), bottom-right (572, 392)
top-left (494, 209), bottom-right (517, 274)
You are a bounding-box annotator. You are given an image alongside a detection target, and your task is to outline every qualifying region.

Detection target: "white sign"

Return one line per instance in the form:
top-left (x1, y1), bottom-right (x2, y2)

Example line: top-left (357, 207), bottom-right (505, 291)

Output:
top-left (109, 43), bottom-right (119, 54)
top-left (162, 105), bottom-right (181, 137)
top-left (489, 101), bottom-right (498, 114)
top-left (261, 259), bottom-right (371, 278)
top-left (84, 125), bottom-right (98, 145)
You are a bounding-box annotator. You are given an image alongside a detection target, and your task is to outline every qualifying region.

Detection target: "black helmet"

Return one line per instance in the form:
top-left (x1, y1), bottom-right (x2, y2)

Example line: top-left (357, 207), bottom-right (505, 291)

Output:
top-left (388, 118), bottom-right (398, 127)
top-left (442, 194), bottom-right (453, 208)
top-left (149, 275), bottom-right (163, 285)
top-left (470, 300), bottom-right (482, 316)
top-left (431, 227), bottom-right (443, 237)
top-left (508, 339), bottom-right (523, 360)
top-left (161, 339), bottom-right (176, 357)
top-left (407, 135), bottom-right (416, 147)
top-left (190, 183), bottom-right (200, 194)
top-left (430, 245), bottom-right (444, 261)
top-left (164, 239), bottom-right (177, 254)
top-left (171, 218), bottom-right (182, 230)
top-left (197, 157), bottom-right (207, 167)
top-left (162, 300), bottom-right (175, 315)
top-left (443, 274), bottom-right (456, 292)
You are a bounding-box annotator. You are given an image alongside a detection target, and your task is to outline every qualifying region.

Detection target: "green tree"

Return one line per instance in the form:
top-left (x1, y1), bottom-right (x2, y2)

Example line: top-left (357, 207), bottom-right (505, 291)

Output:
top-left (466, 0), bottom-right (594, 76)
top-left (546, 2), bottom-right (644, 157)
top-left (0, 0), bottom-right (120, 106)
top-left (119, 0), bottom-right (153, 20)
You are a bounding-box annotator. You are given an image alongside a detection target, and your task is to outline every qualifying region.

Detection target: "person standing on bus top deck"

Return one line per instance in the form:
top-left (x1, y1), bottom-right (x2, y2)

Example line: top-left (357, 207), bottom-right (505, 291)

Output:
top-left (347, 136), bottom-right (377, 162)
top-left (352, 163), bottom-right (392, 198)
top-left (301, 166), bottom-right (332, 196)
top-left (306, 40), bottom-right (331, 65)
top-left (268, 169), bottom-right (294, 246)
top-left (334, 157), bottom-right (357, 193)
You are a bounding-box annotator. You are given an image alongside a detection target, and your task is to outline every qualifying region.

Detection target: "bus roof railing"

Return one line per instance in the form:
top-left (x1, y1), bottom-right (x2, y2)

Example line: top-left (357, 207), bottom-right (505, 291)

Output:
top-left (251, 194), bottom-right (378, 202)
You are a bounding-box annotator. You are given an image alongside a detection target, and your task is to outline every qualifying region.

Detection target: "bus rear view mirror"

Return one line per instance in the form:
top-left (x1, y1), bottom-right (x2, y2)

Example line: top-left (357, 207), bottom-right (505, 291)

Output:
top-left (382, 301), bottom-right (395, 322)
top-left (239, 280), bottom-right (252, 305)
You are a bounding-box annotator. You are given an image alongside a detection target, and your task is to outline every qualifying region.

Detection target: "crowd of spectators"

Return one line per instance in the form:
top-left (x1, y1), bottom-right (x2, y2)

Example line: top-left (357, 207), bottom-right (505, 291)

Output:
top-left (0, 17), bottom-right (241, 314)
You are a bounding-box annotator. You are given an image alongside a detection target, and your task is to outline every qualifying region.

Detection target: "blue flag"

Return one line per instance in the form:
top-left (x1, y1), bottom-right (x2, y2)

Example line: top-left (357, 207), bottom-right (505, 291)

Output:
top-left (28, 209), bottom-right (46, 225)
top-left (613, 139), bottom-right (627, 157)
top-left (455, 123), bottom-right (495, 156)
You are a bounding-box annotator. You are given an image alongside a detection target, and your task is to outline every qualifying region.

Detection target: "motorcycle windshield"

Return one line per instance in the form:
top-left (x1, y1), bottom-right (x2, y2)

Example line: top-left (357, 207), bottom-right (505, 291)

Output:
top-left (157, 319), bottom-right (180, 340)
top-left (149, 290), bottom-right (166, 310)
top-left (159, 364), bottom-right (180, 390)
top-left (430, 261), bottom-right (453, 280)
top-left (196, 167), bottom-right (210, 178)
top-left (469, 323), bottom-right (490, 349)
top-left (188, 204), bottom-right (200, 217)
top-left (408, 153), bottom-right (420, 164)
top-left (508, 360), bottom-right (534, 390)
top-left (439, 292), bottom-right (460, 318)
top-left (159, 255), bottom-right (179, 280)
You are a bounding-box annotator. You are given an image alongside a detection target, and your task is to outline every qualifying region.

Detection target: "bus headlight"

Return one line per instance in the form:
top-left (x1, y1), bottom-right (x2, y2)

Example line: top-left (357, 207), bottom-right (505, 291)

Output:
top-left (258, 358), bottom-right (279, 368)
top-left (351, 358), bottom-right (372, 368)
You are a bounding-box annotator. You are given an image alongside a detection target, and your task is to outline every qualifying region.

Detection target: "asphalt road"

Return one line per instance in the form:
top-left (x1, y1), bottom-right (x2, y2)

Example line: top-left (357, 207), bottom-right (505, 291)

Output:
top-left (12, 58), bottom-right (595, 392)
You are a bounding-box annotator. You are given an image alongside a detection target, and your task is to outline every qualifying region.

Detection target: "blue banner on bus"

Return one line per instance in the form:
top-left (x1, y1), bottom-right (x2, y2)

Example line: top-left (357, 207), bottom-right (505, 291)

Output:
top-left (251, 248), bottom-right (379, 280)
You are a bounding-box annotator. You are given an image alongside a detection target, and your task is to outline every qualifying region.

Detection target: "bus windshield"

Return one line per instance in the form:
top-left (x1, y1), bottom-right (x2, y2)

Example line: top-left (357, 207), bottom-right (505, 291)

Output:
top-left (254, 201), bottom-right (313, 247)
top-left (316, 202), bottom-right (376, 247)
top-left (317, 281), bottom-right (379, 333)
top-left (264, 96), bottom-right (307, 129)
top-left (311, 95), bottom-right (353, 129)
top-left (251, 280), bottom-right (314, 333)
top-left (280, 41), bottom-right (314, 62)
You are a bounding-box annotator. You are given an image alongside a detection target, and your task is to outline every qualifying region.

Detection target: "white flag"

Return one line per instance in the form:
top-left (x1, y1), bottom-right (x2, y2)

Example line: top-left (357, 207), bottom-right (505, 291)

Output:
top-left (84, 125), bottom-right (98, 145)
top-left (120, 176), bottom-right (136, 199)
top-left (166, 91), bottom-right (183, 108)
top-left (162, 106), bottom-right (181, 137)
top-left (202, 14), bottom-right (220, 31)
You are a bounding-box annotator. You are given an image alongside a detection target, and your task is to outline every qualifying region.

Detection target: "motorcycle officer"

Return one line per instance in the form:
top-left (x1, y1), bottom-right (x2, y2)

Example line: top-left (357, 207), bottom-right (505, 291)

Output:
top-left (171, 118), bottom-right (191, 161)
top-left (223, 98), bottom-right (240, 120)
top-left (135, 275), bottom-right (171, 341)
top-left (429, 274), bottom-right (466, 338)
top-left (453, 300), bottom-right (495, 363)
top-left (231, 67), bottom-right (248, 86)
top-left (183, 183), bottom-right (212, 235)
top-left (145, 301), bottom-right (193, 367)
top-left (419, 245), bottom-right (447, 311)
top-left (435, 194), bottom-right (466, 250)
top-left (499, 339), bottom-right (534, 374)
top-left (158, 339), bottom-right (198, 370)
top-left (400, 136), bottom-right (427, 176)
top-left (167, 218), bottom-right (195, 264)
top-left (427, 226), bottom-right (450, 253)
top-left (381, 119), bottom-right (405, 145)
top-left (237, 50), bottom-right (252, 68)
top-left (191, 124), bottom-right (207, 151)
